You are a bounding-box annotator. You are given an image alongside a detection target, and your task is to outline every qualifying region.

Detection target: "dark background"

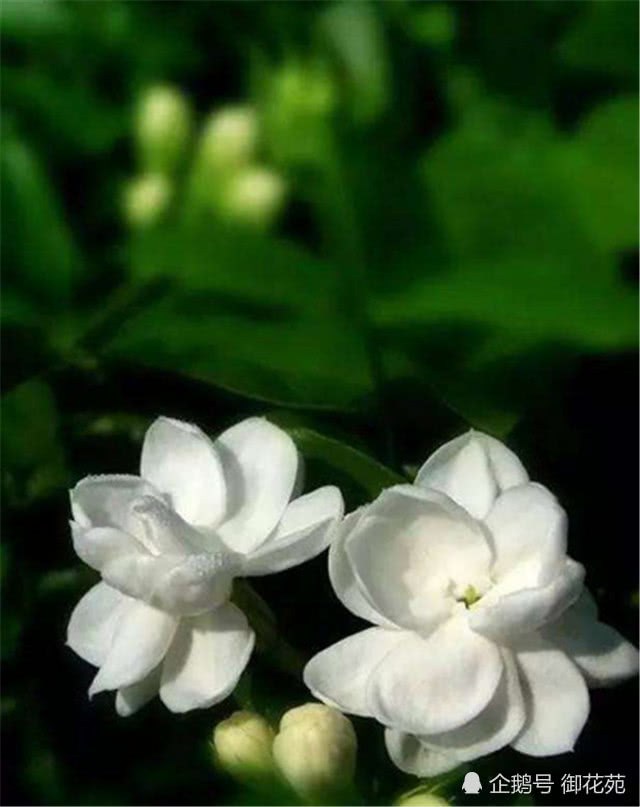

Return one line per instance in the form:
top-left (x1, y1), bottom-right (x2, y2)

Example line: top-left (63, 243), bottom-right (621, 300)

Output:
top-left (1, 2), bottom-right (638, 805)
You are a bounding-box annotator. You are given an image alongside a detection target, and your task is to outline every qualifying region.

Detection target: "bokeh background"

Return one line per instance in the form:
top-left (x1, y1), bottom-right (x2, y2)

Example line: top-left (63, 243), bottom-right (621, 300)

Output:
top-left (1, 1), bottom-right (638, 805)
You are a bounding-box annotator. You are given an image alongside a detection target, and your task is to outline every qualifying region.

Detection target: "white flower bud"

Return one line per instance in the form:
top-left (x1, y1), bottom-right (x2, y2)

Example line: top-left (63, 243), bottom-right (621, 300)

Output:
top-left (135, 85), bottom-right (192, 175)
top-left (395, 790), bottom-right (449, 806)
top-left (123, 173), bottom-right (171, 228)
top-left (221, 166), bottom-right (286, 229)
top-left (273, 703), bottom-right (357, 802)
top-left (198, 105), bottom-right (258, 172)
top-left (213, 711), bottom-right (275, 783)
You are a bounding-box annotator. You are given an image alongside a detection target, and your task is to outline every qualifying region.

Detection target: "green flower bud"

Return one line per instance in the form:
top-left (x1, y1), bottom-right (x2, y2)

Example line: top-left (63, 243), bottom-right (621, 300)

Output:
top-left (135, 84), bottom-right (192, 175)
top-left (123, 173), bottom-right (171, 228)
top-left (198, 105), bottom-right (258, 172)
top-left (221, 166), bottom-right (286, 229)
top-left (273, 703), bottom-right (357, 803)
top-left (213, 711), bottom-right (275, 784)
top-left (395, 791), bottom-right (449, 806)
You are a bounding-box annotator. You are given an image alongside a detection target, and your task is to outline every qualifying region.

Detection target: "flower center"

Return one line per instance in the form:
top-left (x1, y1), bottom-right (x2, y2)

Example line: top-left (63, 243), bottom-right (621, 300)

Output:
top-left (457, 584), bottom-right (481, 609)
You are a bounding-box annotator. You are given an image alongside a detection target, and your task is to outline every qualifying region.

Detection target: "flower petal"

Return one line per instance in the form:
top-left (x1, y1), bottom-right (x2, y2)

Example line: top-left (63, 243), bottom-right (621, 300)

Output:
top-left (71, 475), bottom-right (164, 531)
top-left (243, 487), bottom-right (343, 575)
top-left (159, 603), bottom-right (254, 713)
top-left (101, 551), bottom-right (238, 616)
top-left (415, 431), bottom-right (528, 520)
top-left (511, 635), bottom-right (589, 756)
top-left (214, 418), bottom-right (299, 554)
top-left (384, 730), bottom-right (459, 777)
top-left (328, 508), bottom-right (394, 627)
top-left (71, 522), bottom-right (145, 572)
top-left (469, 559), bottom-right (585, 641)
top-left (116, 667), bottom-right (161, 716)
top-left (140, 417), bottom-right (226, 529)
top-left (542, 591), bottom-right (639, 687)
top-left (346, 486), bottom-right (492, 632)
top-left (89, 601), bottom-right (177, 696)
top-left (420, 650), bottom-right (526, 762)
top-left (304, 627), bottom-right (406, 717)
top-left (67, 582), bottom-right (133, 666)
top-left (486, 483), bottom-right (567, 587)
top-left (367, 617), bottom-right (503, 735)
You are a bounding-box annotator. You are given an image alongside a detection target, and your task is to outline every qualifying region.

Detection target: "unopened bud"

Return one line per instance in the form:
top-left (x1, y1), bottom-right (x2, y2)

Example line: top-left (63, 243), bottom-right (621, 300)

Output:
top-left (395, 790), bottom-right (449, 806)
top-left (221, 166), bottom-right (286, 229)
top-left (123, 173), bottom-right (171, 228)
top-left (213, 711), bottom-right (275, 783)
top-left (135, 84), bottom-right (192, 174)
top-left (273, 703), bottom-right (357, 803)
top-left (198, 105), bottom-right (258, 172)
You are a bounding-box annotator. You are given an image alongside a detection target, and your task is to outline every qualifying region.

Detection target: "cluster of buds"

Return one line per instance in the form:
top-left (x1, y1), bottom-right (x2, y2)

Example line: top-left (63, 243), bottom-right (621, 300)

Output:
top-left (123, 84), bottom-right (286, 231)
top-left (212, 703), bottom-right (357, 804)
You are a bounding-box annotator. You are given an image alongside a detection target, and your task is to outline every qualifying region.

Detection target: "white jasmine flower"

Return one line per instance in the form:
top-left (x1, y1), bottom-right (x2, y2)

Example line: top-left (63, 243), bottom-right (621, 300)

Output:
top-left (67, 416), bottom-right (343, 715)
top-left (305, 431), bottom-right (638, 776)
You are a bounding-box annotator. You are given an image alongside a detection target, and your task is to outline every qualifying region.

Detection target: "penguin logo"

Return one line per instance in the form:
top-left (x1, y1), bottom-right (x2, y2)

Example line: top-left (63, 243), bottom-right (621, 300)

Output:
top-left (461, 772), bottom-right (482, 794)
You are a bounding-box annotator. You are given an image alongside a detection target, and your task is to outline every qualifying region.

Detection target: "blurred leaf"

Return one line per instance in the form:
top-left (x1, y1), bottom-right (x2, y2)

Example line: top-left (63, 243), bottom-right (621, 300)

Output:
top-left (102, 223), bottom-right (372, 411)
top-left (0, 0), bottom-right (71, 40)
top-left (559, 1), bottom-right (639, 81)
top-left (1, 130), bottom-right (80, 308)
top-left (2, 379), bottom-right (67, 504)
top-left (287, 426), bottom-right (405, 498)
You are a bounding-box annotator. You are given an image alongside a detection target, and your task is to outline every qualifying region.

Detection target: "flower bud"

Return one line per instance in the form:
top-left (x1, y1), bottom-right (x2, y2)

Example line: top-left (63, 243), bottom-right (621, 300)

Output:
top-left (123, 173), bottom-right (171, 228)
top-left (221, 166), bottom-right (286, 229)
top-left (273, 703), bottom-right (357, 803)
top-left (395, 790), bottom-right (449, 806)
top-left (198, 105), bottom-right (258, 172)
top-left (135, 84), bottom-right (192, 175)
top-left (213, 710), bottom-right (275, 783)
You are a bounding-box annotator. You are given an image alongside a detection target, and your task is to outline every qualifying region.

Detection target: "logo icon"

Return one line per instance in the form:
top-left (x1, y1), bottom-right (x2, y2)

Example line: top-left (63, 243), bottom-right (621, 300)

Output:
top-left (462, 771), bottom-right (482, 794)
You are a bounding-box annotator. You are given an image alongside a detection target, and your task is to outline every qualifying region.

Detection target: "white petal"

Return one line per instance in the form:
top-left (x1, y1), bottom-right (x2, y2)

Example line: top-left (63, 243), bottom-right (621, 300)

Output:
top-left (70, 475), bottom-right (164, 531)
top-left (243, 486), bottom-right (343, 575)
top-left (542, 591), bottom-right (639, 687)
top-left (116, 667), bottom-right (161, 716)
top-left (140, 417), bottom-right (226, 529)
top-left (487, 483), bottom-right (567, 587)
top-left (416, 431), bottom-right (528, 520)
top-left (328, 508), bottom-right (394, 627)
top-left (470, 559), bottom-right (585, 641)
top-left (304, 627), bottom-right (406, 717)
top-left (89, 601), bottom-right (177, 696)
top-left (511, 635), bottom-right (589, 756)
top-left (367, 617), bottom-right (503, 735)
top-left (71, 522), bottom-right (145, 573)
top-left (67, 582), bottom-right (133, 666)
top-left (421, 650), bottom-right (525, 762)
top-left (346, 486), bottom-right (492, 631)
top-left (384, 730), bottom-right (459, 777)
top-left (128, 494), bottom-right (226, 555)
top-left (159, 603), bottom-right (254, 712)
top-left (101, 551), bottom-right (238, 616)
top-left (215, 418), bottom-right (299, 554)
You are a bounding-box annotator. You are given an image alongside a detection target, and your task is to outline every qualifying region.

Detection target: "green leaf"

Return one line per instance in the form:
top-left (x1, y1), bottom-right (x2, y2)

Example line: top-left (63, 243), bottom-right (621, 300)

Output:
top-left (287, 426), bottom-right (405, 498)
top-left (103, 222), bottom-right (372, 411)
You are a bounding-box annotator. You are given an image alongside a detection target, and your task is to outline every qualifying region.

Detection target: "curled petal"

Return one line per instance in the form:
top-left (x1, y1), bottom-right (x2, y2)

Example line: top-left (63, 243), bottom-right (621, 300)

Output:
top-left (346, 486), bottom-right (492, 632)
top-left (542, 591), bottom-right (639, 687)
top-left (215, 418), bottom-right (299, 555)
top-left (71, 522), bottom-right (145, 572)
top-left (67, 582), bottom-right (133, 667)
top-left (416, 430), bottom-right (528, 520)
top-left (116, 667), bottom-right (161, 717)
top-left (511, 635), bottom-right (589, 756)
top-left (71, 475), bottom-right (164, 531)
top-left (89, 601), bottom-right (177, 697)
top-left (141, 417), bottom-right (227, 529)
top-left (385, 730), bottom-right (459, 778)
top-left (469, 559), bottom-right (585, 641)
top-left (367, 617), bottom-right (503, 735)
top-left (304, 627), bottom-right (406, 717)
top-left (486, 483), bottom-right (567, 587)
top-left (159, 603), bottom-right (254, 712)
